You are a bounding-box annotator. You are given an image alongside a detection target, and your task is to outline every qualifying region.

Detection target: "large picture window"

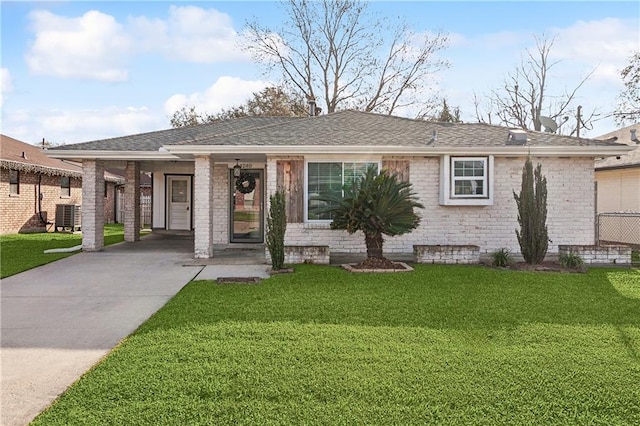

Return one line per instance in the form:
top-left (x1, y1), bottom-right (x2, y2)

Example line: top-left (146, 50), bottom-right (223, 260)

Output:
top-left (9, 170), bottom-right (19, 195)
top-left (306, 161), bottom-right (378, 221)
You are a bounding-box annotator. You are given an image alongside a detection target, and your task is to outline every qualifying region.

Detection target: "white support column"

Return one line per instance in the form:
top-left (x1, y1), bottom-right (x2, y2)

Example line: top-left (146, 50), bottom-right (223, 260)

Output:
top-left (124, 161), bottom-right (141, 242)
top-left (194, 155), bottom-right (214, 258)
top-left (82, 159), bottom-right (105, 251)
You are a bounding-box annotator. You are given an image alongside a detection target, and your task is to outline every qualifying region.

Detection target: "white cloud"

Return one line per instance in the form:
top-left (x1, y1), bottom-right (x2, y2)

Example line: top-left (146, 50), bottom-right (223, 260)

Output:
top-left (1, 68), bottom-right (13, 106)
top-left (551, 17), bottom-right (638, 85)
top-left (552, 18), bottom-right (638, 63)
top-left (2, 106), bottom-right (163, 145)
top-left (129, 5), bottom-right (250, 63)
top-left (25, 10), bottom-right (131, 82)
top-left (24, 5), bottom-right (249, 83)
top-left (164, 76), bottom-right (269, 116)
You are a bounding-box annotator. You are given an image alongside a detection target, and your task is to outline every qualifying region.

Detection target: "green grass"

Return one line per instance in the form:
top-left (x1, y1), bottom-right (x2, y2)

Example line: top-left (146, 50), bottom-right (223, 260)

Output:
top-left (0, 224), bottom-right (126, 278)
top-left (33, 265), bottom-right (640, 425)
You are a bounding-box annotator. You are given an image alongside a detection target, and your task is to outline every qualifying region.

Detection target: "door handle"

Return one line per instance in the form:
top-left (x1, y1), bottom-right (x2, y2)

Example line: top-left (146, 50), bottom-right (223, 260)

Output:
top-left (186, 206), bottom-right (190, 211)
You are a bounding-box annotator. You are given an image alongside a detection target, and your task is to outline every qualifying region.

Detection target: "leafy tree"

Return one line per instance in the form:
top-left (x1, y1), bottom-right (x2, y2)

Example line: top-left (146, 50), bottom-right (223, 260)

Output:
top-left (170, 106), bottom-right (210, 128)
top-left (243, 0), bottom-right (449, 117)
top-left (266, 190), bottom-right (287, 270)
top-left (170, 86), bottom-right (307, 128)
top-left (475, 34), bottom-right (595, 136)
top-left (313, 166), bottom-right (423, 260)
top-left (615, 50), bottom-right (640, 126)
top-left (513, 156), bottom-right (549, 265)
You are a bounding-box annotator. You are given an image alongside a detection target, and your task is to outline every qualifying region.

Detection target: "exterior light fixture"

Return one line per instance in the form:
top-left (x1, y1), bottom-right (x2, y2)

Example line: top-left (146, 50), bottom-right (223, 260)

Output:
top-left (233, 159), bottom-right (242, 178)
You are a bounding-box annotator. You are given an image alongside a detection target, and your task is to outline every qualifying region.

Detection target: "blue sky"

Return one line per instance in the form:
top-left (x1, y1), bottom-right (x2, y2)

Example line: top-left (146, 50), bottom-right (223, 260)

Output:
top-left (1, 1), bottom-right (638, 145)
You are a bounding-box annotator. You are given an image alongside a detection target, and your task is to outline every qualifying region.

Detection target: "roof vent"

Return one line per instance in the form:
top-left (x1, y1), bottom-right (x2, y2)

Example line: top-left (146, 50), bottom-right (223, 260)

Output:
top-left (21, 151), bottom-right (27, 159)
top-left (430, 129), bottom-right (437, 144)
top-left (507, 129), bottom-right (527, 145)
top-left (631, 129), bottom-right (638, 144)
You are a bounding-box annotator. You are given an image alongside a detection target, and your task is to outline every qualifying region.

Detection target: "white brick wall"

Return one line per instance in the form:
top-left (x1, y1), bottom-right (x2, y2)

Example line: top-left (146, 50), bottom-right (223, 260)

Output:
top-left (194, 156), bottom-right (214, 258)
top-left (82, 160), bottom-right (105, 251)
top-left (414, 245), bottom-right (480, 264)
top-left (212, 163), bottom-right (229, 245)
top-left (559, 245), bottom-right (632, 265)
top-left (124, 161), bottom-right (140, 242)
top-left (266, 156), bottom-right (596, 256)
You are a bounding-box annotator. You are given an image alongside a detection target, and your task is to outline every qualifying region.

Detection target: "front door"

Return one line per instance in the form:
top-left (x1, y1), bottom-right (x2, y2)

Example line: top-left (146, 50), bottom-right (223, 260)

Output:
top-left (230, 170), bottom-right (263, 243)
top-left (167, 176), bottom-right (191, 230)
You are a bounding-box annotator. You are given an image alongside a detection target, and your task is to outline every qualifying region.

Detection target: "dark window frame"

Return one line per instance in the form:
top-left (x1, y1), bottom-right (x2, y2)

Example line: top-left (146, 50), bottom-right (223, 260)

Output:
top-left (9, 170), bottom-right (19, 195)
top-left (60, 176), bottom-right (71, 197)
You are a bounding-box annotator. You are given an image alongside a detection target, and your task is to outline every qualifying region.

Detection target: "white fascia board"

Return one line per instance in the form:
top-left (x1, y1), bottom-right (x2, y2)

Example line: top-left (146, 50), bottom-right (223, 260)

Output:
top-left (164, 144), bottom-right (636, 158)
top-left (45, 150), bottom-right (181, 161)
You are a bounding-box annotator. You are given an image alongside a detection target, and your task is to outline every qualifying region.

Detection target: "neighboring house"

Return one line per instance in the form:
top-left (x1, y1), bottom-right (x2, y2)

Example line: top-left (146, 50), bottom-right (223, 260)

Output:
top-left (47, 110), bottom-right (633, 258)
top-left (595, 124), bottom-right (640, 213)
top-left (0, 134), bottom-right (122, 234)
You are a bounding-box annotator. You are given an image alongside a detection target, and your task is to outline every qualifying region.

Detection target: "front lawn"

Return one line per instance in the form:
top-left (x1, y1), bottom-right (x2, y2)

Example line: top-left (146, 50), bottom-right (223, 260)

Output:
top-left (34, 265), bottom-right (640, 425)
top-left (0, 224), bottom-right (126, 278)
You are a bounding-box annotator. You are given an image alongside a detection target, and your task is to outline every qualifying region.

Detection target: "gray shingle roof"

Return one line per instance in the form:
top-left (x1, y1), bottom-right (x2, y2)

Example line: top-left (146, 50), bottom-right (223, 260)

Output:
top-left (49, 116), bottom-right (300, 151)
top-left (51, 110), bottom-right (623, 151)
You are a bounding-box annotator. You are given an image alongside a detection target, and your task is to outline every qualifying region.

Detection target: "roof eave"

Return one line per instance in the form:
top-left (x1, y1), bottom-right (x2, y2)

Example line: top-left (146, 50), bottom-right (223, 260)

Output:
top-left (44, 150), bottom-right (182, 161)
top-left (163, 144), bottom-right (636, 157)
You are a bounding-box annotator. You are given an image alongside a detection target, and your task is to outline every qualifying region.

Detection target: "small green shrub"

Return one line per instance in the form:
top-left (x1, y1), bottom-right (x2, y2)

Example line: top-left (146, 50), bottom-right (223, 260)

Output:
top-left (632, 250), bottom-right (639, 263)
top-left (559, 252), bottom-right (584, 269)
top-left (491, 248), bottom-right (513, 267)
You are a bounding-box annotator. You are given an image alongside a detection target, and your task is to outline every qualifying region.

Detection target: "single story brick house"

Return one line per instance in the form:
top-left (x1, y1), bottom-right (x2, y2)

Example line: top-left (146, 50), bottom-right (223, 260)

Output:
top-left (47, 110), bottom-right (633, 260)
top-left (0, 134), bottom-right (123, 234)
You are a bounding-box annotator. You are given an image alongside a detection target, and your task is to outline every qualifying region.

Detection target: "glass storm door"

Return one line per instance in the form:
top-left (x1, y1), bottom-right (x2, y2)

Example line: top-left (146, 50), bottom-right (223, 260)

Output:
top-left (168, 176), bottom-right (191, 230)
top-left (230, 170), bottom-right (263, 243)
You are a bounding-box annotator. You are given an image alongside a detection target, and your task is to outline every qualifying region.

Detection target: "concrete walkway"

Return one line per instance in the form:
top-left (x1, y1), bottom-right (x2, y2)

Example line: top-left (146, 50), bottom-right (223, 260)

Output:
top-left (0, 233), bottom-right (267, 426)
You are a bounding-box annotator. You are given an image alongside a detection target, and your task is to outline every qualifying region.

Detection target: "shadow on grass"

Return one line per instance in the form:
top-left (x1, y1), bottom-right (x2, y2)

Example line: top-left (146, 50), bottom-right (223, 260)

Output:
top-left (138, 264), bottom-right (640, 334)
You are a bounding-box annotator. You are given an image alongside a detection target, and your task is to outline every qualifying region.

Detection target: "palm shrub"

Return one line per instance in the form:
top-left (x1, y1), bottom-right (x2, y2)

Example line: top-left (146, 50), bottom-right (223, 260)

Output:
top-left (312, 166), bottom-right (423, 259)
top-left (266, 190), bottom-right (287, 270)
top-left (513, 156), bottom-right (549, 265)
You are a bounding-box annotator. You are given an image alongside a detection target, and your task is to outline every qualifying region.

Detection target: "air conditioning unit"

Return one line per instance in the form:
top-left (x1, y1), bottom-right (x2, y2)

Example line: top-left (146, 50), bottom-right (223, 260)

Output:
top-left (55, 204), bottom-right (81, 232)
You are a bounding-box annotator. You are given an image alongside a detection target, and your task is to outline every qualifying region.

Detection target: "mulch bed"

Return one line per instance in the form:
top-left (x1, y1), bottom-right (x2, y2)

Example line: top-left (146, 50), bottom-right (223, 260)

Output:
top-left (343, 257), bottom-right (414, 273)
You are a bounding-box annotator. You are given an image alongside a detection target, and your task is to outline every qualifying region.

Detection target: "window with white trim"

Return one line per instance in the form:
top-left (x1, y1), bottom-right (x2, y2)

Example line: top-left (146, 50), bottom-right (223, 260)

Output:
top-left (440, 155), bottom-right (494, 206)
top-left (452, 157), bottom-right (487, 198)
top-left (306, 161), bottom-right (379, 221)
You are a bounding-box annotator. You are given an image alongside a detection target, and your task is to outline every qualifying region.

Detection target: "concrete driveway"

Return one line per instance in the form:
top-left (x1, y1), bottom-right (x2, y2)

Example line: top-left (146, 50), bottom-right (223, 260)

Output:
top-left (1, 233), bottom-right (203, 426)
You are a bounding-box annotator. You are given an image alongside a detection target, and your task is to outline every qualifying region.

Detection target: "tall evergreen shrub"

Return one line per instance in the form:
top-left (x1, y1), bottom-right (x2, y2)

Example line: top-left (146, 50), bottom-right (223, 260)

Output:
top-left (266, 190), bottom-right (287, 270)
top-left (513, 156), bottom-right (549, 264)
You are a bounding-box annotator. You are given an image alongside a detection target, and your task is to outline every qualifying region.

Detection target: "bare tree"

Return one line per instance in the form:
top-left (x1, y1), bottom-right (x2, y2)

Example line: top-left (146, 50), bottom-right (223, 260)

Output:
top-left (474, 34), bottom-right (596, 136)
top-left (242, 0), bottom-right (449, 117)
top-left (170, 86), bottom-right (307, 128)
top-left (615, 50), bottom-right (640, 126)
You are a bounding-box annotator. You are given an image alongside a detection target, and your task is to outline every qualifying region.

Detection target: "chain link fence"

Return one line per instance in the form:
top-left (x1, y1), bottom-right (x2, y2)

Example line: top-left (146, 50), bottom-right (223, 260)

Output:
top-left (597, 212), bottom-right (640, 248)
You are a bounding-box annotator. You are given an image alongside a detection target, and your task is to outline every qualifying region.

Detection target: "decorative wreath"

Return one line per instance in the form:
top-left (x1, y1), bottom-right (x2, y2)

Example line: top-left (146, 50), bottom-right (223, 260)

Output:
top-left (235, 173), bottom-right (256, 194)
